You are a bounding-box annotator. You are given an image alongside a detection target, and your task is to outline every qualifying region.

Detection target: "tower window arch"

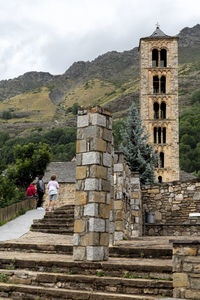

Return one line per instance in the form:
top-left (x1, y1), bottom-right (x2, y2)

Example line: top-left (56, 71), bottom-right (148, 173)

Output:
top-left (160, 152), bottom-right (164, 168)
top-left (163, 127), bottom-right (166, 143)
top-left (160, 49), bottom-right (167, 67)
top-left (153, 76), bottom-right (159, 93)
top-left (153, 102), bottom-right (159, 119)
top-left (161, 102), bottom-right (166, 119)
top-left (154, 127), bottom-right (157, 143)
top-left (153, 127), bottom-right (167, 144)
top-left (160, 76), bottom-right (166, 93)
top-left (152, 49), bottom-right (159, 67)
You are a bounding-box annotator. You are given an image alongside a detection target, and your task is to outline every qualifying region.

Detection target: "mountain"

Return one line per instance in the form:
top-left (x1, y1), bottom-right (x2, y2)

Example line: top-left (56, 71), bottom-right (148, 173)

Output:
top-left (0, 24), bottom-right (200, 137)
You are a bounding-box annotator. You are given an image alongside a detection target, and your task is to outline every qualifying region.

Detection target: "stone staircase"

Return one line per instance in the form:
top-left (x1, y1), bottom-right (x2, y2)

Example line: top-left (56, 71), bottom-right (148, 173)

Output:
top-left (31, 204), bottom-right (74, 235)
top-left (0, 204), bottom-right (173, 299)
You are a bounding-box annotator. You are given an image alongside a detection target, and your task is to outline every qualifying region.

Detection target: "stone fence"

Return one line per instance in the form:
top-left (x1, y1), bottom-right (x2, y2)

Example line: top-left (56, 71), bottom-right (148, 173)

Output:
top-left (142, 179), bottom-right (200, 236)
top-left (172, 239), bottom-right (200, 299)
top-left (0, 197), bottom-right (36, 224)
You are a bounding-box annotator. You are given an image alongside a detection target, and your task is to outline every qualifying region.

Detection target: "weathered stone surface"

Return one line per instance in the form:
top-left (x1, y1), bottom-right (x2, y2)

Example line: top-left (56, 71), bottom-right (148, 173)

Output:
top-left (99, 204), bottom-right (110, 219)
top-left (114, 201), bottom-right (123, 210)
top-left (86, 246), bottom-right (105, 261)
top-left (100, 232), bottom-right (109, 246)
top-left (102, 128), bottom-right (112, 142)
top-left (77, 115), bottom-right (89, 128)
top-left (73, 246), bottom-right (86, 260)
top-left (84, 203), bottom-right (98, 217)
top-left (114, 163), bottom-right (123, 172)
top-left (89, 191), bottom-right (106, 203)
top-left (89, 218), bottom-right (105, 232)
top-left (76, 166), bottom-right (87, 180)
top-left (74, 220), bottom-right (86, 233)
top-left (84, 178), bottom-right (100, 191)
top-left (90, 138), bottom-right (107, 152)
top-left (80, 232), bottom-right (99, 246)
top-left (74, 191), bottom-right (88, 205)
top-left (91, 113), bottom-right (106, 127)
top-left (76, 140), bottom-right (87, 153)
top-left (82, 152), bottom-right (100, 165)
top-left (103, 153), bottom-right (112, 167)
top-left (90, 165), bottom-right (107, 179)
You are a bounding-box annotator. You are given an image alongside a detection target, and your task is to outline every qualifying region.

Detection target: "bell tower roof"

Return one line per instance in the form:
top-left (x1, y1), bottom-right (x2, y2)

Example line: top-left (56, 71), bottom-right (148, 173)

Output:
top-left (150, 24), bottom-right (169, 38)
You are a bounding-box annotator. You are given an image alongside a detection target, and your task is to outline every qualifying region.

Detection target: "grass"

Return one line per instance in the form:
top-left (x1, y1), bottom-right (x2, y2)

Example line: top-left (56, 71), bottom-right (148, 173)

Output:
top-left (123, 272), bottom-right (172, 281)
top-left (0, 273), bottom-right (9, 283)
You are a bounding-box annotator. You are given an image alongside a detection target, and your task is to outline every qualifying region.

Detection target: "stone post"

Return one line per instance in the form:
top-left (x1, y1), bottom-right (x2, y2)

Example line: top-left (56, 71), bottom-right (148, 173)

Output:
top-left (73, 106), bottom-right (113, 261)
top-left (130, 172), bottom-right (142, 237)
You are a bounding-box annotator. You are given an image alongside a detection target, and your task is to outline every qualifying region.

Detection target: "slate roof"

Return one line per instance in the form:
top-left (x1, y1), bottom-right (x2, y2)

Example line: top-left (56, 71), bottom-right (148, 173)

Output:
top-left (180, 170), bottom-right (197, 182)
top-left (150, 26), bottom-right (169, 38)
top-left (43, 161), bottom-right (76, 183)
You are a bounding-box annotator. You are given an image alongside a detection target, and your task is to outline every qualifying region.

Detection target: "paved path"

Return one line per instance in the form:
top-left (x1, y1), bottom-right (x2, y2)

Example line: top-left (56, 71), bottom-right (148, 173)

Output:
top-left (0, 209), bottom-right (45, 242)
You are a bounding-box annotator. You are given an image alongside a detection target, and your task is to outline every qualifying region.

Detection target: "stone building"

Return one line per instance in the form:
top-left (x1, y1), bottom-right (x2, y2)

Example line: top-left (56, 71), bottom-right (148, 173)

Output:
top-left (139, 25), bottom-right (179, 182)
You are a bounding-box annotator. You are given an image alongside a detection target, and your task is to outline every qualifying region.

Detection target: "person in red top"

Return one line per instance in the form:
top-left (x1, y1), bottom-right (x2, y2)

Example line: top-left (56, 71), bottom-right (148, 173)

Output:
top-left (26, 184), bottom-right (36, 197)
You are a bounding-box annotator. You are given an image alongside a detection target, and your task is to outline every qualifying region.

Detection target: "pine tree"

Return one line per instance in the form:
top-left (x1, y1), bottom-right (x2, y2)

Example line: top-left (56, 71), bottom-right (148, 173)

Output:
top-left (120, 103), bottom-right (157, 184)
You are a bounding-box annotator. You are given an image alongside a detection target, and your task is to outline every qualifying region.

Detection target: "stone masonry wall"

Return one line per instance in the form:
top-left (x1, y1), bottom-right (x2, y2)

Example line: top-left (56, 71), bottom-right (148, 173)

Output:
top-left (142, 179), bottom-right (200, 236)
top-left (114, 152), bottom-right (142, 241)
top-left (172, 240), bottom-right (200, 299)
top-left (43, 183), bottom-right (75, 208)
top-left (73, 106), bottom-right (113, 261)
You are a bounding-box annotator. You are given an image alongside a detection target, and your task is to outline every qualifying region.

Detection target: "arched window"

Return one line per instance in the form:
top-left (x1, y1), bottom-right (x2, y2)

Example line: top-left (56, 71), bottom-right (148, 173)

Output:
top-left (158, 176), bottom-right (162, 183)
top-left (161, 102), bottom-right (166, 119)
top-left (155, 151), bottom-right (158, 168)
top-left (153, 102), bottom-right (159, 119)
top-left (160, 76), bottom-right (166, 93)
top-left (152, 49), bottom-right (159, 67)
top-left (154, 127), bottom-right (157, 143)
top-left (158, 127), bottom-right (162, 144)
top-left (163, 127), bottom-right (166, 143)
top-left (153, 76), bottom-right (159, 94)
top-left (160, 152), bottom-right (164, 168)
top-left (160, 49), bottom-right (167, 67)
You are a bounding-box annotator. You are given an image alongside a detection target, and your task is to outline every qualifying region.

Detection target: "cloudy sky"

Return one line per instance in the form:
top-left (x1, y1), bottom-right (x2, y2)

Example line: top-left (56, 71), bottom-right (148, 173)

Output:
top-left (0, 0), bottom-right (199, 80)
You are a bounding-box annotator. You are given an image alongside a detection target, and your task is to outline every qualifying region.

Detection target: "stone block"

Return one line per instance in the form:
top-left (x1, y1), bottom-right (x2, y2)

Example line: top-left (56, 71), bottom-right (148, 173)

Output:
top-left (76, 166), bottom-right (87, 180)
top-left (73, 233), bottom-right (80, 246)
top-left (116, 192), bottom-right (123, 199)
top-left (86, 246), bottom-right (105, 261)
top-left (175, 194), bottom-right (183, 200)
top-left (76, 140), bottom-right (86, 153)
top-left (73, 246), bottom-right (86, 261)
top-left (89, 191), bottom-right (106, 203)
top-left (84, 126), bottom-right (102, 139)
top-left (91, 113), bottom-right (107, 127)
top-left (114, 163), bottom-right (123, 172)
top-left (185, 290), bottom-right (200, 299)
top-left (173, 246), bottom-right (197, 256)
top-left (115, 210), bottom-right (123, 220)
top-left (102, 128), bottom-right (113, 142)
top-left (90, 165), bottom-right (107, 179)
top-left (114, 200), bottom-right (123, 210)
top-left (84, 178), bottom-right (100, 191)
top-left (100, 233), bottom-right (109, 246)
top-left (131, 192), bottom-right (139, 198)
top-left (106, 193), bottom-right (111, 204)
top-left (74, 191), bottom-right (88, 205)
top-left (148, 189), bottom-right (160, 194)
top-left (89, 217), bottom-right (105, 232)
top-left (90, 138), bottom-right (107, 152)
top-left (173, 273), bottom-right (189, 287)
top-left (82, 152), bottom-right (100, 165)
top-left (109, 221), bottom-right (115, 233)
top-left (99, 204), bottom-right (110, 219)
top-left (115, 221), bottom-right (123, 231)
top-left (76, 153), bottom-right (82, 166)
top-left (103, 152), bottom-right (112, 167)
top-left (77, 115), bottom-right (89, 128)
top-left (101, 179), bottom-right (111, 192)
top-left (74, 220), bottom-right (86, 233)
top-left (84, 203), bottom-right (98, 217)
top-left (114, 231), bottom-right (123, 241)
top-left (132, 230), bottom-right (139, 237)
top-left (80, 232), bottom-right (99, 246)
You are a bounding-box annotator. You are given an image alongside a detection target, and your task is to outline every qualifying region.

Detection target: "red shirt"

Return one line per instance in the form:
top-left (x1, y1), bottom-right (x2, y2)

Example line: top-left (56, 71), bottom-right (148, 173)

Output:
top-left (26, 184), bottom-right (36, 197)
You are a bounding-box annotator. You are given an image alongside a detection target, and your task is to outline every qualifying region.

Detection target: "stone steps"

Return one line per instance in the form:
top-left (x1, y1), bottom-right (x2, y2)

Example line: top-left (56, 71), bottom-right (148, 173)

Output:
top-left (0, 251), bottom-right (172, 279)
top-left (0, 269), bottom-right (173, 298)
top-left (0, 283), bottom-right (158, 300)
top-left (0, 242), bottom-right (172, 259)
top-left (30, 228), bottom-right (74, 235)
top-left (31, 204), bottom-right (74, 234)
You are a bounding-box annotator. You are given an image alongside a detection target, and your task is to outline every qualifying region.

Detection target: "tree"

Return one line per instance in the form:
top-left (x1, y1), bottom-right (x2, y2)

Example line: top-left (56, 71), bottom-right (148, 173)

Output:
top-left (8, 142), bottom-right (52, 187)
top-left (120, 103), bottom-right (157, 184)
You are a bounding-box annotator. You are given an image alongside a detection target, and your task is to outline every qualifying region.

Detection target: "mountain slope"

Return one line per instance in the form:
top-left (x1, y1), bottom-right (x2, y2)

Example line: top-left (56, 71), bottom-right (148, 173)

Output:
top-left (0, 24), bottom-right (200, 136)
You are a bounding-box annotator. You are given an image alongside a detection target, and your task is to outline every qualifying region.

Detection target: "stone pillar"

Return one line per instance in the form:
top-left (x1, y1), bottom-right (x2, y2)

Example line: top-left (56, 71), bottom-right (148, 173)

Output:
top-left (172, 240), bottom-right (200, 299)
top-left (73, 106), bottom-right (113, 261)
top-left (130, 172), bottom-right (142, 237)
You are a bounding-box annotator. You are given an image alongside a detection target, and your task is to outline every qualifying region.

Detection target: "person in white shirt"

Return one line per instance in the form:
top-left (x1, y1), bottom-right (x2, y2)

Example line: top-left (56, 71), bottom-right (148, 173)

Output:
top-left (46, 174), bottom-right (59, 212)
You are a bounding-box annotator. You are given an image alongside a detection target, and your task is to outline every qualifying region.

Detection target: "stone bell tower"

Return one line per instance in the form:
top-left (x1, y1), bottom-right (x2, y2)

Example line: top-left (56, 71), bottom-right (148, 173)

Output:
top-left (139, 25), bottom-right (179, 183)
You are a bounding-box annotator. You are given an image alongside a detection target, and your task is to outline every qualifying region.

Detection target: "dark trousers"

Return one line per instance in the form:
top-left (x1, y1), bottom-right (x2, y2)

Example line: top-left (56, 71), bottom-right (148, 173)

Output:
top-left (37, 192), bottom-right (44, 208)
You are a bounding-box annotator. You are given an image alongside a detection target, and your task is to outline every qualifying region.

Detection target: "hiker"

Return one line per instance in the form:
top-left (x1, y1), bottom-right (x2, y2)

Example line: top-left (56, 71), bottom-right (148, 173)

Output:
top-left (36, 175), bottom-right (45, 210)
top-left (46, 174), bottom-right (59, 212)
top-left (26, 183), bottom-right (36, 197)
